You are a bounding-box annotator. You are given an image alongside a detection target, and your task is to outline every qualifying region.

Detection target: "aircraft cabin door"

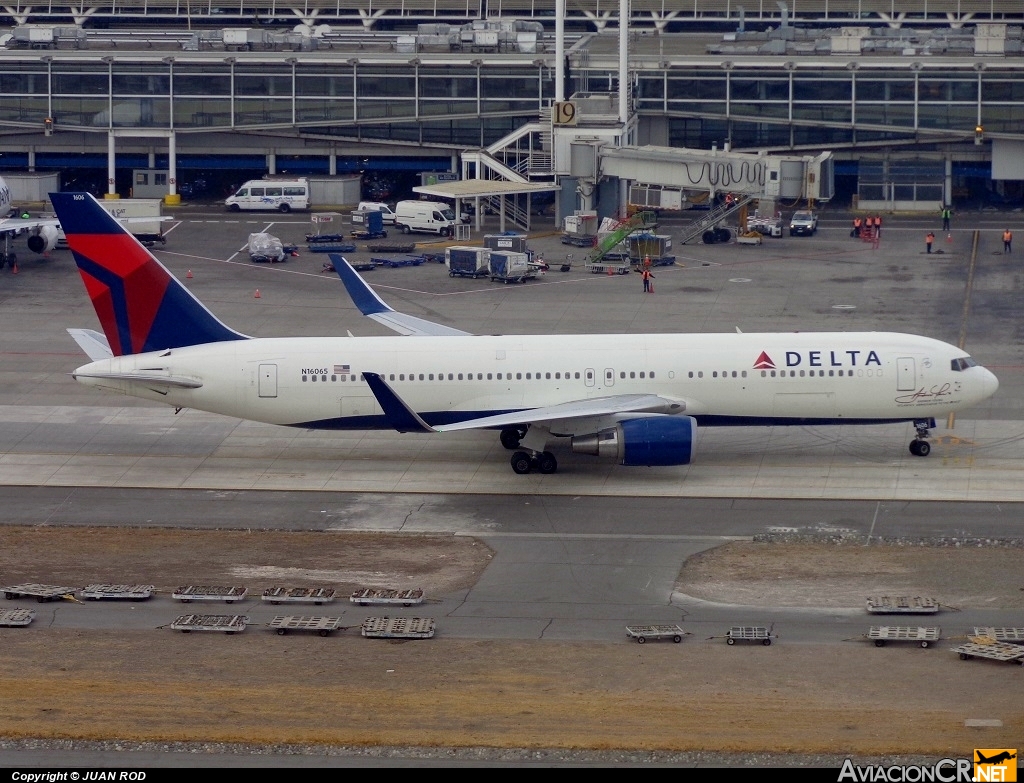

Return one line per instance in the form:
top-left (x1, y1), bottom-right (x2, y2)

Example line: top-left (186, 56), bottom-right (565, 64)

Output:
top-left (584, 368), bottom-right (595, 388)
top-left (258, 363), bottom-right (278, 398)
top-left (604, 368), bottom-right (615, 387)
top-left (896, 357), bottom-right (916, 391)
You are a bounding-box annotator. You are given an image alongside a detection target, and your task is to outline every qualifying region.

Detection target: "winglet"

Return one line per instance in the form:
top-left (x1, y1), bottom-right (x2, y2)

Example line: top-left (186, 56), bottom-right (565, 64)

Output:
top-left (362, 372), bottom-right (437, 434)
top-left (331, 254), bottom-right (391, 317)
top-left (331, 253), bottom-right (472, 337)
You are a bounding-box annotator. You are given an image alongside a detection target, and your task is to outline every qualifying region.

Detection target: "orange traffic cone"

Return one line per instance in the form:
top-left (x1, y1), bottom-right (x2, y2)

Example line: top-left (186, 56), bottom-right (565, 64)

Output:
top-left (254, 289), bottom-right (261, 299)
top-left (186, 269), bottom-right (193, 278)
top-left (11, 261), bottom-right (18, 274)
top-left (946, 233), bottom-right (953, 243)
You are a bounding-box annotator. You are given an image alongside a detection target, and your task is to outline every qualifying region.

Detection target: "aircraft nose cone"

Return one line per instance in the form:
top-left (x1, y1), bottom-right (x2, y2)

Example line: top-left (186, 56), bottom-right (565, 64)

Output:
top-left (983, 368), bottom-right (1000, 398)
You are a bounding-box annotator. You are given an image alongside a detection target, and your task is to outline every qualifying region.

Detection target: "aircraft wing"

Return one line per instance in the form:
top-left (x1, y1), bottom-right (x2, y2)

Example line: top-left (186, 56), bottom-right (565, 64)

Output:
top-left (0, 216), bottom-right (60, 234)
top-left (331, 253), bottom-right (472, 337)
top-left (434, 394), bottom-right (685, 432)
top-left (362, 372), bottom-right (685, 434)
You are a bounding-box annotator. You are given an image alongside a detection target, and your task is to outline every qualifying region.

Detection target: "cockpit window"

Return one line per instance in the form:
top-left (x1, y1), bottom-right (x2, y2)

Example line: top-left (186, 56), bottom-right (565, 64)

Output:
top-left (950, 357), bottom-right (978, 371)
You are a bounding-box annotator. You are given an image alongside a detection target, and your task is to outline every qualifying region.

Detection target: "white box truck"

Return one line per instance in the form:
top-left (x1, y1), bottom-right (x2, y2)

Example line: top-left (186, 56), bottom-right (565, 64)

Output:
top-left (394, 200), bottom-right (458, 237)
top-left (225, 178), bottom-right (309, 213)
top-left (100, 199), bottom-right (167, 246)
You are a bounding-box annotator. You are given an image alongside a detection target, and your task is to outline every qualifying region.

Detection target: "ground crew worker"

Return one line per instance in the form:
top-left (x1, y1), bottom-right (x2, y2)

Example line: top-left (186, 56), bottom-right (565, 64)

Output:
top-left (642, 267), bottom-right (654, 293)
top-left (1003, 229), bottom-right (1012, 253)
top-left (852, 217), bottom-right (862, 237)
top-left (926, 232), bottom-right (935, 253)
top-left (941, 206), bottom-right (952, 231)
top-left (864, 215), bottom-right (873, 236)
top-left (873, 215), bottom-right (882, 238)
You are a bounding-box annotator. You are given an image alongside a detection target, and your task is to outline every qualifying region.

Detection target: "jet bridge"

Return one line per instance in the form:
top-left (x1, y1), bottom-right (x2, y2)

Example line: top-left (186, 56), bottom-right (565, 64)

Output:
top-left (597, 144), bottom-right (833, 211)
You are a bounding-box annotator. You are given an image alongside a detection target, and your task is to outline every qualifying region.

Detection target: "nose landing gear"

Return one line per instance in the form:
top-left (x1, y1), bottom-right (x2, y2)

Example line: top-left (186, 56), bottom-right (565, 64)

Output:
top-left (909, 418), bottom-right (934, 457)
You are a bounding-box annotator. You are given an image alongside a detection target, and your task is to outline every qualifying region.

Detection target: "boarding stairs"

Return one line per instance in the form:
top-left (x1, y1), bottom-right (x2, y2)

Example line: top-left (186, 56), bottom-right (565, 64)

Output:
top-left (677, 194), bottom-right (754, 245)
top-left (587, 211), bottom-right (657, 266)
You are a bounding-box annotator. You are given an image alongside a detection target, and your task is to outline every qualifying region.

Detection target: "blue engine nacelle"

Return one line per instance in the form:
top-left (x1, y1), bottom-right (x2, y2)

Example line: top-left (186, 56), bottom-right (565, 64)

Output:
top-left (570, 416), bottom-right (697, 466)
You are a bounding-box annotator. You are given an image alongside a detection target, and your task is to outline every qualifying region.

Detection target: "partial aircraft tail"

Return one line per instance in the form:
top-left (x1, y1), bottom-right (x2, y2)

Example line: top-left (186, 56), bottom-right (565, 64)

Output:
top-left (50, 192), bottom-right (247, 356)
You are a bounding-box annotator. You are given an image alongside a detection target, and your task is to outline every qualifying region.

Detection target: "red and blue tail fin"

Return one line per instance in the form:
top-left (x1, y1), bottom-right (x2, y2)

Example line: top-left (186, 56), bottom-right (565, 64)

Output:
top-left (51, 192), bottom-right (247, 356)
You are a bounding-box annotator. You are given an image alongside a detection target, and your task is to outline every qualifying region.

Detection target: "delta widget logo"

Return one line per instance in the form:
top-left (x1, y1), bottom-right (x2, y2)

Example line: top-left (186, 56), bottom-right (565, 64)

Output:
top-left (753, 351), bottom-right (776, 370)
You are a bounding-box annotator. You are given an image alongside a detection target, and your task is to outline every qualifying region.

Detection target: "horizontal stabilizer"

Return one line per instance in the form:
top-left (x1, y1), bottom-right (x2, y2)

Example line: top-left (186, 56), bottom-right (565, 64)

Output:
top-left (67, 328), bottom-right (113, 361)
top-left (72, 370), bottom-right (203, 390)
top-left (362, 372), bottom-right (436, 433)
top-left (331, 254), bottom-right (471, 337)
top-left (436, 394), bottom-right (684, 432)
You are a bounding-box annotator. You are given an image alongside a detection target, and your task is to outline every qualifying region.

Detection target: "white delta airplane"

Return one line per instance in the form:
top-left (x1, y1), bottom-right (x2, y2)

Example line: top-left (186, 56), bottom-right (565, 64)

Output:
top-left (0, 174), bottom-right (64, 269)
top-left (51, 192), bottom-right (999, 475)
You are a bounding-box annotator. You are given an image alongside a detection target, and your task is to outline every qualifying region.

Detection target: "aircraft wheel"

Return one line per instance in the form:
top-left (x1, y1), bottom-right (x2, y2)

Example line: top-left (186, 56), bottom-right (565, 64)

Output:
top-left (702, 230), bottom-right (717, 244)
top-left (511, 451), bottom-right (532, 474)
top-left (715, 227), bottom-right (731, 243)
top-left (536, 451), bottom-right (558, 474)
top-left (916, 440), bottom-right (931, 457)
top-left (500, 427), bottom-right (522, 450)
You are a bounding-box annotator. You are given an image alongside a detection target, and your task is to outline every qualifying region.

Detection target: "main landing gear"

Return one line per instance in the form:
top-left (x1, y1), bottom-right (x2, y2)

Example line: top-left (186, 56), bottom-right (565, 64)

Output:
top-left (501, 426), bottom-right (558, 474)
top-left (510, 450), bottom-right (558, 475)
top-left (909, 418), bottom-right (933, 457)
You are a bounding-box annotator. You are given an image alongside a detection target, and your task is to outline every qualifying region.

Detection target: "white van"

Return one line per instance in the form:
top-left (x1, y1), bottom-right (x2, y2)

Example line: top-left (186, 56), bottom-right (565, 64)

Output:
top-left (394, 199), bottom-right (458, 237)
top-left (225, 178), bottom-right (309, 213)
top-left (357, 201), bottom-right (396, 224)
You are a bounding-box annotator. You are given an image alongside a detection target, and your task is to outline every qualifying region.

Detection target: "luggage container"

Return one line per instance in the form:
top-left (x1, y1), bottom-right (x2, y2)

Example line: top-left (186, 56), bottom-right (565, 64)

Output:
top-left (489, 250), bottom-right (532, 283)
top-left (350, 209), bottom-right (388, 240)
top-left (484, 233), bottom-right (529, 254)
top-left (446, 246), bottom-right (490, 278)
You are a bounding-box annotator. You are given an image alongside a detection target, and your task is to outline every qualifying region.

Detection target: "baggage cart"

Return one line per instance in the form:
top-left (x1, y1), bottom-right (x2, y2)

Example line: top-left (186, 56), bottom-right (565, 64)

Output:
top-left (952, 640), bottom-right (1024, 664)
top-left (446, 246), bottom-right (490, 278)
top-left (170, 614), bottom-right (248, 634)
top-left (361, 616), bottom-right (435, 639)
top-left (867, 626), bottom-right (940, 647)
top-left (625, 625), bottom-right (687, 644)
top-left (370, 253), bottom-right (424, 268)
top-left (865, 596), bottom-right (940, 614)
top-left (172, 585), bottom-right (247, 603)
top-left (972, 627), bottom-right (1024, 644)
top-left (726, 626), bottom-right (776, 646)
top-left (79, 584), bottom-right (154, 601)
top-left (0, 608), bottom-right (36, 627)
top-left (1, 584), bottom-right (77, 603)
top-left (489, 251), bottom-right (533, 283)
top-left (350, 588), bottom-right (424, 606)
top-left (267, 615), bottom-right (344, 636)
top-left (262, 587), bottom-right (336, 605)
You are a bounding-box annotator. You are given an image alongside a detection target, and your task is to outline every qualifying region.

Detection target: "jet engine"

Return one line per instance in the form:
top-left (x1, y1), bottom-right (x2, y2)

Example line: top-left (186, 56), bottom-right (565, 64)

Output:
top-left (570, 416), bottom-right (697, 466)
top-left (27, 225), bottom-right (60, 253)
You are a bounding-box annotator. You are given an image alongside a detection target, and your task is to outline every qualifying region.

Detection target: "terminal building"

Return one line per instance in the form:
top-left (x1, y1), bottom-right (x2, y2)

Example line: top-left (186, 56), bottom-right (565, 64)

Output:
top-left (2, 2), bottom-right (1023, 221)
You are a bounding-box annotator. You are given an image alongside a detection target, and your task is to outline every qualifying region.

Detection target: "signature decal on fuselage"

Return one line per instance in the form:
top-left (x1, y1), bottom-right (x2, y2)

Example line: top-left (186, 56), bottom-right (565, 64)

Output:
top-left (895, 384), bottom-right (953, 405)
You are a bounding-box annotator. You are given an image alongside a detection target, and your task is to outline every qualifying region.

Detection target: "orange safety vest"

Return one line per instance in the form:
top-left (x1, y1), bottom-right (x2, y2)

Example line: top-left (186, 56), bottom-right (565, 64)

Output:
top-left (926, 233), bottom-right (934, 244)
top-left (874, 216), bottom-right (882, 226)
top-left (1004, 230), bottom-right (1012, 242)
top-left (865, 216), bottom-right (874, 228)
top-left (854, 218), bottom-right (862, 228)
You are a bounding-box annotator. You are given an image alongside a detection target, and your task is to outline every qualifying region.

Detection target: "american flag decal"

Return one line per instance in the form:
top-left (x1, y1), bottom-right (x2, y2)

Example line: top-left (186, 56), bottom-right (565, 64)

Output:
top-left (334, 364), bottom-right (350, 374)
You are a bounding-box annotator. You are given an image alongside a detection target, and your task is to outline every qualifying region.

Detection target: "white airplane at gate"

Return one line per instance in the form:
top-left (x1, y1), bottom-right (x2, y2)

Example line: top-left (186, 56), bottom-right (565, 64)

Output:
top-left (51, 192), bottom-right (999, 475)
